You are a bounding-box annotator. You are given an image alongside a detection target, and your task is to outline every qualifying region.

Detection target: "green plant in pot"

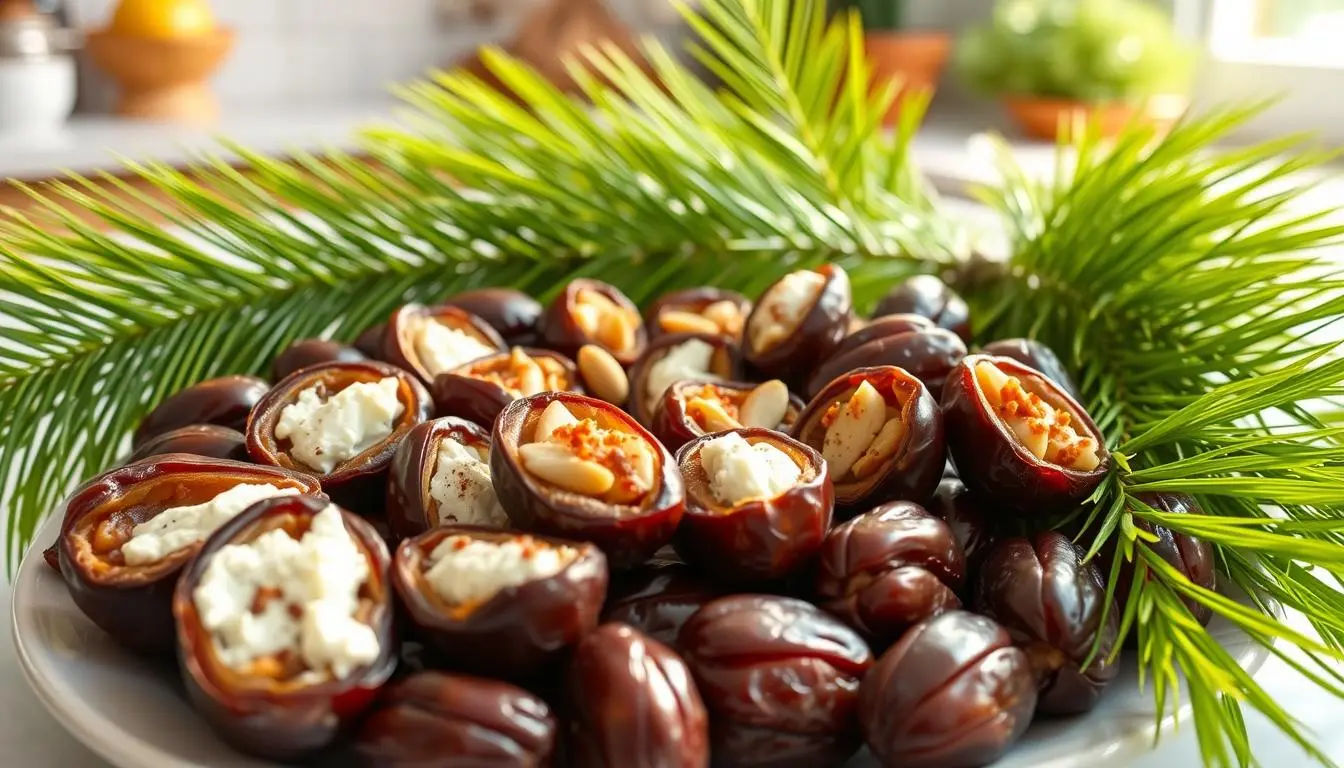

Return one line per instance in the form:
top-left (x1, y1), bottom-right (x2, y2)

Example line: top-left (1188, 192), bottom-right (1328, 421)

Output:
top-left (956, 0), bottom-right (1194, 140)
top-left (832, 0), bottom-right (951, 123)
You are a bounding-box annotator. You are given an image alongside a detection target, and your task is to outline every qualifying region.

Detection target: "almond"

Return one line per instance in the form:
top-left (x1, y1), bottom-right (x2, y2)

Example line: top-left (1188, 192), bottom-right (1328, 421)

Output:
top-left (519, 442), bottom-right (615, 496)
top-left (577, 344), bottom-right (630, 405)
top-left (739, 379), bottom-right (789, 429)
top-left (822, 381), bottom-right (887, 478)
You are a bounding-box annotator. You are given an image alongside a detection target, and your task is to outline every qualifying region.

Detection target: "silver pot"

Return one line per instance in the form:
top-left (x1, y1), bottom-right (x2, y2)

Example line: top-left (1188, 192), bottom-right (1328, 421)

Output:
top-left (0, 12), bottom-right (79, 134)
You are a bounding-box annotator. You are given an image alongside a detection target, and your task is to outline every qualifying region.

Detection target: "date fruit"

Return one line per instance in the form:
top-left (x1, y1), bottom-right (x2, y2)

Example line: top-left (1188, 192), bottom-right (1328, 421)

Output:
top-left (674, 428), bottom-right (833, 584)
top-left (627, 331), bottom-right (743, 425)
top-left (975, 532), bottom-right (1119, 715)
top-left (929, 477), bottom-right (1001, 590)
top-left (432, 347), bottom-right (579, 428)
top-left (383, 304), bottom-right (507, 386)
top-left (603, 560), bottom-right (719, 648)
top-left (440, 287), bottom-right (545, 347)
top-left (651, 379), bottom-right (802, 454)
top-left (355, 671), bottom-right (556, 767)
top-left (942, 355), bottom-right (1107, 516)
top-left (743, 264), bottom-right (853, 387)
top-left (540, 279), bottom-right (647, 365)
top-left (859, 610), bottom-right (1037, 768)
top-left (58, 455), bottom-right (321, 653)
top-left (1113, 492), bottom-right (1217, 626)
top-left (872, 274), bottom-right (971, 343)
top-left (567, 623), bottom-right (710, 768)
top-left (271, 338), bottom-right (366, 381)
top-left (815, 501), bottom-right (965, 649)
top-left (679, 595), bottom-right (874, 767)
top-left (981, 338), bottom-right (1079, 400)
top-left (392, 526), bottom-right (607, 680)
top-left (127, 424), bottom-right (250, 464)
top-left (793, 366), bottom-right (944, 510)
top-left (385, 417), bottom-right (507, 540)
top-left (491, 392), bottom-right (685, 568)
top-left (805, 316), bottom-right (966, 401)
top-left (645, 286), bottom-right (751, 342)
top-left (133, 375), bottom-right (269, 449)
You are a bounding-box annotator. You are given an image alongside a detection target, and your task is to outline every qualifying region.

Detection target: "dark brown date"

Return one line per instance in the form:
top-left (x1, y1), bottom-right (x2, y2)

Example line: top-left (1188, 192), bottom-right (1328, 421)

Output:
top-left (385, 417), bottom-right (505, 541)
top-left (644, 286), bottom-right (751, 343)
top-left (981, 338), bottom-right (1079, 400)
top-left (539, 279), bottom-right (647, 365)
top-left (674, 428), bottom-right (832, 585)
top-left (603, 560), bottom-right (719, 649)
top-left (792, 366), bottom-right (944, 511)
top-left (627, 332), bottom-right (743, 426)
top-left (127, 424), bottom-right (250, 464)
top-left (247, 361), bottom-right (432, 514)
top-left (133, 375), bottom-right (269, 449)
top-left (567, 623), bottom-right (710, 768)
top-left (815, 501), bottom-right (964, 649)
top-left (679, 595), bottom-right (873, 767)
top-left (491, 392), bottom-right (685, 568)
top-left (1112, 492), bottom-right (1216, 626)
top-left (859, 610), bottom-right (1036, 768)
top-left (805, 323), bottom-right (966, 402)
top-left (383, 304), bottom-right (508, 386)
top-left (743, 265), bottom-right (853, 388)
top-left (872, 274), bottom-right (971, 343)
top-left (650, 379), bottom-right (803, 454)
top-left (173, 495), bottom-right (395, 760)
top-left (272, 339), bottom-right (367, 381)
top-left (57, 455), bottom-right (322, 653)
top-left (929, 477), bottom-right (1002, 590)
top-left (976, 532), bottom-right (1119, 715)
top-left (355, 321), bottom-right (388, 360)
top-left (392, 526), bottom-right (607, 680)
top-left (942, 355), bottom-right (1108, 516)
top-left (431, 347), bottom-right (579, 428)
top-left (440, 287), bottom-right (545, 347)
top-left (355, 671), bottom-right (556, 767)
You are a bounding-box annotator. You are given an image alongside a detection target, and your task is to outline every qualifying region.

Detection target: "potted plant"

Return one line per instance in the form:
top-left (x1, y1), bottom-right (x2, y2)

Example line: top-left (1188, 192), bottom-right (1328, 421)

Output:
top-left (833, 1), bottom-right (951, 123)
top-left (955, 0), bottom-right (1193, 140)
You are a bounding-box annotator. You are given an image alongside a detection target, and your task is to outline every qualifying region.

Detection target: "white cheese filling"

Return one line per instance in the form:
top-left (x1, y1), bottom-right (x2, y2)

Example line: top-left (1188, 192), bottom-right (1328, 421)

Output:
top-left (274, 377), bottom-right (405, 474)
top-left (413, 316), bottom-right (496, 377)
top-left (424, 534), bottom-right (578, 606)
top-left (192, 504), bottom-right (379, 680)
top-left (645, 338), bottom-right (719, 405)
top-left (122, 483), bottom-right (300, 566)
top-left (699, 432), bottom-right (802, 505)
top-left (428, 439), bottom-right (508, 528)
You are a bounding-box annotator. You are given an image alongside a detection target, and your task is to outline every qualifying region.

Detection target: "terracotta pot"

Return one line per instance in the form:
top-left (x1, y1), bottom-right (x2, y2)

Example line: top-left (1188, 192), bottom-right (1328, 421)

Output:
top-left (1002, 96), bottom-right (1188, 142)
top-left (864, 31), bottom-right (951, 125)
top-left (86, 28), bottom-right (233, 123)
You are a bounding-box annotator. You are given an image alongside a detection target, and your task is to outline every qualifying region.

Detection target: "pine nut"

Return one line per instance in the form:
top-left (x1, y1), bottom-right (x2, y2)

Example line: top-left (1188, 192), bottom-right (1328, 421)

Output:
top-left (702, 300), bottom-right (744, 336)
top-left (535, 400), bottom-right (578, 442)
top-left (660, 310), bottom-right (721, 335)
top-left (596, 310), bottom-right (636, 353)
top-left (577, 344), bottom-right (630, 405)
top-left (851, 418), bottom-right (906, 479)
top-left (519, 442), bottom-right (616, 496)
top-left (822, 381), bottom-right (888, 478)
top-left (686, 397), bottom-right (742, 432)
top-left (739, 379), bottom-right (789, 429)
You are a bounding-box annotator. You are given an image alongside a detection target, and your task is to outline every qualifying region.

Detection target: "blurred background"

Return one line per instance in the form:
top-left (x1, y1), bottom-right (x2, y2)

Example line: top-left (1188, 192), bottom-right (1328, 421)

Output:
top-left (0, 0), bottom-right (1337, 205)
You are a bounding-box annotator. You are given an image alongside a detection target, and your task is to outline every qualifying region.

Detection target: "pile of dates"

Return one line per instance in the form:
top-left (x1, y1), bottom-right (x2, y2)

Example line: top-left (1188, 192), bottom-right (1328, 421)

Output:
top-left (45, 268), bottom-right (1217, 767)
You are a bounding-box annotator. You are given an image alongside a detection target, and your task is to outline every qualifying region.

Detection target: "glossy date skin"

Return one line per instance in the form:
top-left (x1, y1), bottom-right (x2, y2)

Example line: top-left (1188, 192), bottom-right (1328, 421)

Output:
top-left (743, 264), bottom-right (853, 387)
top-left (271, 339), bottom-right (367, 381)
top-left (431, 348), bottom-right (579, 429)
top-left (859, 610), bottom-right (1037, 768)
top-left (815, 502), bottom-right (965, 650)
top-left (627, 332), bottom-right (743, 426)
top-left (173, 495), bottom-right (396, 761)
top-left (929, 478), bottom-right (1002, 592)
top-left (603, 560), bottom-right (720, 648)
top-left (872, 274), bottom-right (971, 343)
top-left (127, 424), bottom-right (250, 464)
top-left (805, 317), bottom-right (967, 401)
top-left (1113, 492), bottom-right (1217, 626)
top-left (981, 338), bottom-right (1079, 400)
top-left (355, 671), bottom-right (556, 767)
top-left (651, 379), bottom-right (803, 454)
top-left (539, 279), bottom-right (648, 365)
top-left (392, 526), bottom-right (608, 681)
top-left (57, 455), bottom-right (322, 654)
top-left (440, 288), bottom-right (545, 347)
top-left (644, 287), bottom-right (751, 342)
top-left (976, 532), bottom-right (1119, 715)
top-left (490, 392), bottom-right (685, 568)
top-left (567, 623), bottom-right (710, 768)
top-left (941, 355), bottom-right (1108, 516)
top-left (385, 417), bottom-right (498, 541)
top-left (247, 360), bottom-right (432, 514)
top-left (132, 375), bottom-right (270, 449)
top-left (674, 429), bottom-right (833, 585)
top-left (678, 595), bottom-right (874, 767)
top-left (793, 366), bottom-right (944, 511)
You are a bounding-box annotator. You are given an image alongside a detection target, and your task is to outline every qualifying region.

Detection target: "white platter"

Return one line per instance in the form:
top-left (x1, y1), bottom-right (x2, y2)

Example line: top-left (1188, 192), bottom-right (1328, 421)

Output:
top-left (12, 510), bottom-right (1268, 768)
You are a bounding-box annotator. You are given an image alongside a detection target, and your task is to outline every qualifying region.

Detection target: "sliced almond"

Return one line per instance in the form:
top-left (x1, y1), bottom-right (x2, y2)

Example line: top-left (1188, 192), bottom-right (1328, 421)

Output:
top-left (822, 381), bottom-right (888, 478)
top-left (596, 310), bottom-right (637, 353)
top-left (975, 361), bottom-right (1012, 408)
top-left (660, 310), bottom-right (721, 336)
top-left (702, 300), bottom-right (744, 336)
top-left (739, 379), bottom-right (790, 429)
top-left (686, 397), bottom-right (742, 432)
top-left (519, 442), bottom-right (615, 496)
top-left (535, 400), bottom-right (578, 442)
top-left (851, 418), bottom-right (907, 479)
top-left (577, 344), bottom-right (630, 405)
top-left (603, 436), bottom-right (655, 504)
top-left (510, 348), bottom-right (547, 397)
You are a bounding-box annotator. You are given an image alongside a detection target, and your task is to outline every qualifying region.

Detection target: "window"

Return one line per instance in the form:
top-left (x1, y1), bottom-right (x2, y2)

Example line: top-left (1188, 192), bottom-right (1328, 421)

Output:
top-left (1207, 0), bottom-right (1344, 66)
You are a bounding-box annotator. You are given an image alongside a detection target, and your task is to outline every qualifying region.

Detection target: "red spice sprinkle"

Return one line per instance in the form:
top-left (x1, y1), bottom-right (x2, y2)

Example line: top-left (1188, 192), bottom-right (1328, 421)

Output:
top-left (452, 537), bottom-right (469, 551)
top-left (821, 402), bottom-right (842, 427)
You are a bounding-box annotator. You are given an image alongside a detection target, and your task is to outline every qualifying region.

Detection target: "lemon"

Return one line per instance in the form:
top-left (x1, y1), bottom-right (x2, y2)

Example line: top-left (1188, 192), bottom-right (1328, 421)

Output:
top-left (109, 0), bottom-right (216, 40)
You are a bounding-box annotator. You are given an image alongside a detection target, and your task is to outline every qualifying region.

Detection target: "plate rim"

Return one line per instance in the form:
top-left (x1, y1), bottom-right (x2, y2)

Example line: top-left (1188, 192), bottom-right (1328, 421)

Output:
top-left (11, 511), bottom-right (1273, 768)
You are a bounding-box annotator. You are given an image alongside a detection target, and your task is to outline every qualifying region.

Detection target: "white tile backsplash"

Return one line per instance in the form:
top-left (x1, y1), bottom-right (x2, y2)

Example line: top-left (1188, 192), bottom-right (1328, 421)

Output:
top-left (65, 0), bottom-right (658, 109)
